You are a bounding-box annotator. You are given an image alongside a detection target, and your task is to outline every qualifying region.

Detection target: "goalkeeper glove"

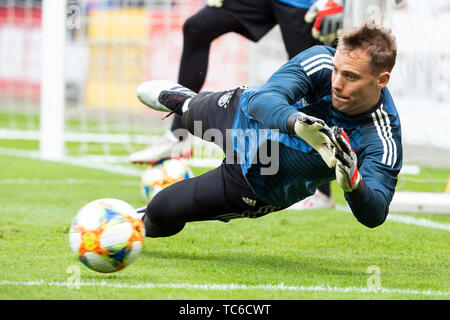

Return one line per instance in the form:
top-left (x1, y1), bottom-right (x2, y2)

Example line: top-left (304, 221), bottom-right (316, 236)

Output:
top-left (292, 112), bottom-right (337, 168)
top-left (305, 0), bottom-right (344, 45)
top-left (207, 0), bottom-right (224, 8)
top-left (332, 126), bottom-right (362, 192)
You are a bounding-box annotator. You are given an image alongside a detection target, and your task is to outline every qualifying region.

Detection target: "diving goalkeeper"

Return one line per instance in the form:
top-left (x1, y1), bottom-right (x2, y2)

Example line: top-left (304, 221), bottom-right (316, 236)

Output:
top-left (136, 24), bottom-right (402, 237)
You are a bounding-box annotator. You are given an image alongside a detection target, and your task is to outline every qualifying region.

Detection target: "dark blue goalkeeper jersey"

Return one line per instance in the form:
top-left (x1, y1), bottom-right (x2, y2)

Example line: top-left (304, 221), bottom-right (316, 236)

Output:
top-left (231, 45), bottom-right (402, 227)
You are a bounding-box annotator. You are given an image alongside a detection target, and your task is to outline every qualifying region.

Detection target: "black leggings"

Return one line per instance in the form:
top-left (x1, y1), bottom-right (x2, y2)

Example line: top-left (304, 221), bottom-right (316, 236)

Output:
top-left (145, 89), bottom-right (282, 238)
top-left (177, 1), bottom-right (317, 93)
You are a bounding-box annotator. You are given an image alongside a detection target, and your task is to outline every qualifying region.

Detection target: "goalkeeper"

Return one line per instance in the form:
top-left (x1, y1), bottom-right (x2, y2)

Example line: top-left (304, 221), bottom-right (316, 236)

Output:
top-left (130, 0), bottom-right (345, 209)
top-left (137, 24), bottom-right (402, 237)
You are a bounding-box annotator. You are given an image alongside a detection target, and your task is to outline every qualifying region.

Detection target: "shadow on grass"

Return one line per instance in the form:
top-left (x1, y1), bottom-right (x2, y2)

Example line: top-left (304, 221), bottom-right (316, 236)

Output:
top-left (140, 247), bottom-right (366, 278)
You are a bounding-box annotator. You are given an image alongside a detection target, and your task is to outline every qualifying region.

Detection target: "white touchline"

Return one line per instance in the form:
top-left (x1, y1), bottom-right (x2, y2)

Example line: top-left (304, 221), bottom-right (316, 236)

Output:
top-left (387, 214), bottom-right (450, 231)
top-left (0, 280), bottom-right (448, 297)
top-left (335, 204), bottom-right (450, 232)
top-left (0, 147), bottom-right (145, 177)
top-left (1, 147), bottom-right (449, 232)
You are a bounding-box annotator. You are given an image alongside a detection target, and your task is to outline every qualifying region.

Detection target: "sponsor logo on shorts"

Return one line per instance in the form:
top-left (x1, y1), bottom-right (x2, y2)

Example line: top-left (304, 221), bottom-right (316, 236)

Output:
top-left (218, 91), bottom-right (233, 108)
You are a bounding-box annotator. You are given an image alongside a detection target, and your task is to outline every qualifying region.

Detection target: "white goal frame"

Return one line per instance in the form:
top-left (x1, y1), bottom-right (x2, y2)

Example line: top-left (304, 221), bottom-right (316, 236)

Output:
top-left (39, 0), bottom-right (67, 160)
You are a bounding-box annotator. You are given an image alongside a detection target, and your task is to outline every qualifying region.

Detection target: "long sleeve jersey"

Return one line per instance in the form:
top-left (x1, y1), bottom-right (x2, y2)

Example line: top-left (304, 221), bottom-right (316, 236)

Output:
top-left (231, 45), bottom-right (402, 228)
top-left (276, 0), bottom-right (316, 8)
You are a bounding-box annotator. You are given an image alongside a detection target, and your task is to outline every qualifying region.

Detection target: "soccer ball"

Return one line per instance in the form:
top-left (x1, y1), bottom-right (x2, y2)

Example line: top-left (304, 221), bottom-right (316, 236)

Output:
top-left (69, 198), bottom-right (145, 273)
top-left (140, 159), bottom-right (193, 202)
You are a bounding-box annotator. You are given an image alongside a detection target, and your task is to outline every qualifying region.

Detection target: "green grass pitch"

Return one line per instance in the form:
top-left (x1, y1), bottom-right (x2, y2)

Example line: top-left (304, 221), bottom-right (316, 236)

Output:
top-left (0, 149), bottom-right (449, 300)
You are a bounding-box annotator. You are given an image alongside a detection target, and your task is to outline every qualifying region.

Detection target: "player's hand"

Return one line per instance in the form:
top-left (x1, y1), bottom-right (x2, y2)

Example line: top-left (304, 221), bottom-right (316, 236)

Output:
top-left (305, 0), bottom-right (344, 45)
top-left (207, 0), bottom-right (224, 8)
top-left (331, 127), bottom-right (362, 192)
top-left (294, 113), bottom-right (336, 168)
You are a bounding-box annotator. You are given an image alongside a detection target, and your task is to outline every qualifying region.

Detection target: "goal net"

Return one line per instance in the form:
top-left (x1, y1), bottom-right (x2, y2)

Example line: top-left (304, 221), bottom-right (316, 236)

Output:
top-left (0, 0), bottom-right (449, 212)
top-left (0, 0), bottom-right (255, 165)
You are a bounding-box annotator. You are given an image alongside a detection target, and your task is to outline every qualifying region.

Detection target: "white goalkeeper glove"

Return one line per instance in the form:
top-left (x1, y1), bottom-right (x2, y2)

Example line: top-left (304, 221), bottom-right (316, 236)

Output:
top-left (305, 0), bottom-right (344, 45)
top-left (331, 127), bottom-right (362, 192)
top-left (293, 113), bottom-right (337, 168)
top-left (207, 0), bottom-right (224, 8)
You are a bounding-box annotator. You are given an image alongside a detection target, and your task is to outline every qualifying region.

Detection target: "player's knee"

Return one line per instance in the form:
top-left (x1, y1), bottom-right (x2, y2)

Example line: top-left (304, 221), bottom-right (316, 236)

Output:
top-left (183, 16), bottom-right (213, 44)
top-left (144, 194), bottom-right (186, 238)
top-left (358, 215), bottom-right (387, 229)
top-left (143, 214), bottom-right (185, 238)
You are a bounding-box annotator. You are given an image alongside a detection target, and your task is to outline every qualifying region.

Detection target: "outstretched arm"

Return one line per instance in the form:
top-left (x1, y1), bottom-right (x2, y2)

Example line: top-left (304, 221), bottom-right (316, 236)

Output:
top-left (247, 46), bottom-right (335, 133)
top-left (247, 59), bottom-right (312, 133)
top-left (332, 127), bottom-right (401, 228)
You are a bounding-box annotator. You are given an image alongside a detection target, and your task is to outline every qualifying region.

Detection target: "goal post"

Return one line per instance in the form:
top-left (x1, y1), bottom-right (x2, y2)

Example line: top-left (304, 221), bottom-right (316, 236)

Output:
top-left (39, 0), bottom-right (66, 160)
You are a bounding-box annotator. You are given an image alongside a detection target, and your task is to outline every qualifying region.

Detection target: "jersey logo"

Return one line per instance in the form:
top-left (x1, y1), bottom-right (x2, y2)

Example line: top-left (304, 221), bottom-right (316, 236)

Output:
top-left (214, 204), bottom-right (279, 222)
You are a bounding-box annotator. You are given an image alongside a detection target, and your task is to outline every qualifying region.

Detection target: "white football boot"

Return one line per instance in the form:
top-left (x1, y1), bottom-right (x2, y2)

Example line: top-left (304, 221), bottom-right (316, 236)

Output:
top-left (132, 80), bottom-right (196, 164)
top-left (289, 189), bottom-right (335, 210)
top-left (129, 130), bottom-right (192, 165)
top-left (136, 80), bottom-right (196, 114)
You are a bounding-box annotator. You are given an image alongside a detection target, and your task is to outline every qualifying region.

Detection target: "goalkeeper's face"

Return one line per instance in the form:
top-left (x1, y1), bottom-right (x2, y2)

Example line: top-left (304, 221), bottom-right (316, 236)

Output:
top-left (331, 47), bottom-right (390, 116)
